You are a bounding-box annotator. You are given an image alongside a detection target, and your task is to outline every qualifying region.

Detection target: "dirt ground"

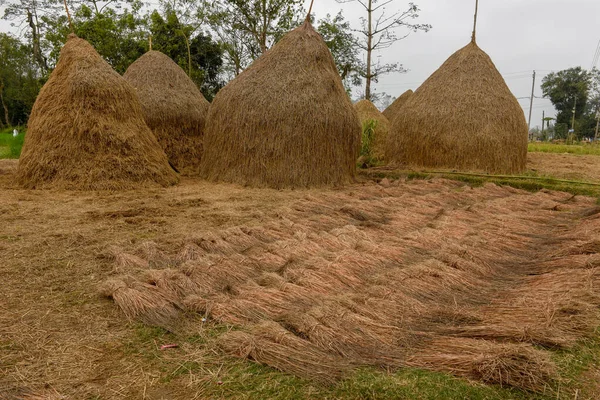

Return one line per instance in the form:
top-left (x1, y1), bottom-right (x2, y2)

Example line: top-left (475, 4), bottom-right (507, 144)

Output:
top-left (1, 155), bottom-right (599, 399)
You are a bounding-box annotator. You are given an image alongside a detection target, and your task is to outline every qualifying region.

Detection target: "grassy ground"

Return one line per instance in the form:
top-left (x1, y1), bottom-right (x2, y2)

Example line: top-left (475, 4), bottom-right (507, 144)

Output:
top-left (0, 127), bottom-right (25, 159)
top-left (529, 142), bottom-right (600, 156)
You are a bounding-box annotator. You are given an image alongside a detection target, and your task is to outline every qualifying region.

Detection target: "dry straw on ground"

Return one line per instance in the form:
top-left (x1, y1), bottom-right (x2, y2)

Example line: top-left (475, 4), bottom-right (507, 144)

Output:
top-left (123, 51), bottom-right (209, 174)
top-left (199, 20), bottom-right (361, 188)
top-left (382, 89), bottom-right (413, 122)
top-left (101, 178), bottom-right (600, 392)
top-left (385, 40), bottom-right (528, 174)
top-left (354, 99), bottom-right (390, 162)
top-left (17, 35), bottom-right (178, 190)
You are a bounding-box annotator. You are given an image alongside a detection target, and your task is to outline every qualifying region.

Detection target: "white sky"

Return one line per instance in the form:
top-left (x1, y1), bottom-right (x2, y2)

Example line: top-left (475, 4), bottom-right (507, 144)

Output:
top-left (2, 0), bottom-right (599, 129)
top-left (311, 0), bottom-right (600, 129)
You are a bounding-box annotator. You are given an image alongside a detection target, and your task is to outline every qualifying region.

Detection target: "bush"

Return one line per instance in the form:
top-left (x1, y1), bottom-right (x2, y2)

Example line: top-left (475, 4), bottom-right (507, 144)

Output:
top-left (359, 119), bottom-right (377, 168)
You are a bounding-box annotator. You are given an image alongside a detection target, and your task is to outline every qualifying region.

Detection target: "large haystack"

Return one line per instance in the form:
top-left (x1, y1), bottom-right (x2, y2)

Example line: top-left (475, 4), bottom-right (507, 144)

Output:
top-left (382, 89), bottom-right (413, 121)
top-left (199, 20), bottom-right (361, 188)
top-left (18, 35), bottom-right (178, 190)
top-left (124, 51), bottom-right (209, 174)
top-left (354, 99), bottom-right (390, 163)
top-left (386, 41), bottom-right (528, 174)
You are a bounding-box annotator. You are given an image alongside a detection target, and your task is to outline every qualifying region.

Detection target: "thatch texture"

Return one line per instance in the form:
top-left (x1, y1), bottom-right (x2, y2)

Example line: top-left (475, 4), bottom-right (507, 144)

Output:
top-left (123, 51), bottom-right (209, 174)
top-left (386, 42), bottom-right (528, 174)
top-left (18, 35), bottom-right (178, 190)
top-left (354, 99), bottom-right (390, 162)
top-left (382, 89), bottom-right (413, 121)
top-left (199, 21), bottom-right (361, 188)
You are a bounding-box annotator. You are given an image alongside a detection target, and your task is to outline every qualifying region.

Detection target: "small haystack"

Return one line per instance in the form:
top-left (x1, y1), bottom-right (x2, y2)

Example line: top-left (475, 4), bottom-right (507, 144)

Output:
top-left (354, 99), bottom-right (390, 163)
top-left (385, 42), bottom-right (528, 174)
top-left (199, 20), bottom-right (361, 188)
top-left (382, 89), bottom-right (413, 121)
top-left (124, 51), bottom-right (209, 174)
top-left (18, 35), bottom-right (178, 190)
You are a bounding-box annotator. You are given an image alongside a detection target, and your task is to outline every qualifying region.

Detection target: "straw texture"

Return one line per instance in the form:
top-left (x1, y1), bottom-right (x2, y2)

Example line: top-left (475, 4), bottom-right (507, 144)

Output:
top-left (18, 35), bottom-right (178, 190)
top-left (199, 21), bottom-right (361, 188)
top-left (382, 89), bottom-right (413, 121)
top-left (124, 51), bottom-right (209, 174)
top-left (386, 42), bottom-right (528, 174)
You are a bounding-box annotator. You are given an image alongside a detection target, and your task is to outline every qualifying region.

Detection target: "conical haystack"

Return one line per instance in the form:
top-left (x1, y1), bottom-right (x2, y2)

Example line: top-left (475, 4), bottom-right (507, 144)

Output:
top-left (386, 42), bottom-right (528, 174)
top-left (354, 100), bottom-right (390, 162)
top-left (382, 89), bottom-right (413, 121)
top-left (18, 35), bottom-right (178, 190)
top-left (199, 20), bottom-right (361, 188)
top-left (124, 51), bottom-right (209, 174)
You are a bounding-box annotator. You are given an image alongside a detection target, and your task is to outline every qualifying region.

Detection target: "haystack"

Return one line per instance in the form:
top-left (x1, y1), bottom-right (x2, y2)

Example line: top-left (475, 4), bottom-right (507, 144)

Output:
top-left (124, 51), bottom-right (209, 174)
top-left (18, 35), bottom-right (178, 190)
top-left (354, 99), bottom-right (390, 162)
top-left (199, 20), bottom-right (361, 188)
top-left (385, 41), bottom-right (528, 174)
top-left (382, 89), bottom-right (413, 121)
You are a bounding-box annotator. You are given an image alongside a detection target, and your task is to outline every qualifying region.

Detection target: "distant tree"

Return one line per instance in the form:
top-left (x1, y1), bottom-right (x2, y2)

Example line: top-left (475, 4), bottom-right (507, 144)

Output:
top-left (541, 67), bottom-right (600, 139)
top-left (0, 32), bottom-right (41, 126)
top-left (316, 12), bottom-right (362, 91)
top-left (335, 0), bottom-right (430, 101)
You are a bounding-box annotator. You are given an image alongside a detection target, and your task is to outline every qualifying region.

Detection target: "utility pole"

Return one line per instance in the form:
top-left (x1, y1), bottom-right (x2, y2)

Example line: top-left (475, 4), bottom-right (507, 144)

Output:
top-left (541, 110), bottom-right (545, 139)
top-left (571, 97), bottom-right (577, 132)
top-left (595, 108), bottom-right (599, 141)
top-left (527, 70), bottom-right (536, 139)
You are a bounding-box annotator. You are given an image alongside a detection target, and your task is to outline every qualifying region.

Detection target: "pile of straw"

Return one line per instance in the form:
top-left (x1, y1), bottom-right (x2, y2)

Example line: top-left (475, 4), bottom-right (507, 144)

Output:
top-left (382, 89), bottom-right (413, 121)
top-left (18, 35), bottom-right (178, 190)
top-left (386, 41), bottom-right (528, 174)
top-left (354, 100), bottom-right (390, 163)
top-left (199, 21), bottom-right (361, 188)
top-left (102, 180), bottom-right (600, 391)
top-left (124, 51), bottom-right (209, 174)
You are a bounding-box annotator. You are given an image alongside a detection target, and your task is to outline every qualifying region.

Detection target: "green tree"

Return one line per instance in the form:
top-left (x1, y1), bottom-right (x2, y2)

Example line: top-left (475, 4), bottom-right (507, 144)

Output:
top-left (317, 12), bottom-right (363, 91)
top-left (0, 32), bottom-right (42, 126)
top-left (541, 67), bottom-right (600, 139)
top-left (149, 10), bottom-right (224, 100)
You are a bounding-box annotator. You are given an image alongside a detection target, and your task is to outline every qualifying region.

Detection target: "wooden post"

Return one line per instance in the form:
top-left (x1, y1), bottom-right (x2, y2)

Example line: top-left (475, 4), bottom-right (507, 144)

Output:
top-left (471, 0), bottom-right (479, 42)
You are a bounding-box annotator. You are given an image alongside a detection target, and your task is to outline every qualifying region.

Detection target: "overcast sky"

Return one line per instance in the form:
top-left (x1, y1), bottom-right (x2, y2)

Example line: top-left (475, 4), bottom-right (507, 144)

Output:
top-left (2, 0), bottom-right (599, 129)
top-left (311, 0), bottom-right (600, 129)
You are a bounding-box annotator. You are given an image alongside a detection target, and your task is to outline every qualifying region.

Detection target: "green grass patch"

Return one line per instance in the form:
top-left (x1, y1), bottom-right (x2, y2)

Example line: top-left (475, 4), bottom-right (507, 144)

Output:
top-left (529, 143), bottom-right (600, 156)
top-left (0, 128), bottom-right (25, 159)
top-left (363, 170), bottom-right (600, 199)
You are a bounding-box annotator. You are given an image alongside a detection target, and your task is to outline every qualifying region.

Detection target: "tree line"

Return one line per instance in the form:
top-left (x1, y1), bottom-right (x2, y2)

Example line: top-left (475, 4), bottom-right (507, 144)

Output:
top-left (0, 0), bottom-right (430, 128)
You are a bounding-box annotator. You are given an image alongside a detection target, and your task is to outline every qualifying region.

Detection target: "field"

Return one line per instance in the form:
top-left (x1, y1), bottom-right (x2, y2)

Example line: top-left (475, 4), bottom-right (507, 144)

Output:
top-left (1, 147), bottom-right (600, 399)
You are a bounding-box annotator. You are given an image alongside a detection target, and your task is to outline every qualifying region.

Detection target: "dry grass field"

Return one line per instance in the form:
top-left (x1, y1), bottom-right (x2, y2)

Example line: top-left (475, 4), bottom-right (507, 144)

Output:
top-left (1, 152), bottom-right (600, 399)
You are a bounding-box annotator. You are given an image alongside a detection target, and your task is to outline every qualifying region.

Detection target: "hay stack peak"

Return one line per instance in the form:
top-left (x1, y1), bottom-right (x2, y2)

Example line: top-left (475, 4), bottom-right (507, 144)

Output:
top-left (18, 35), bottom-right (178, 189)
top-left (354, 99), bottom-right (390, 163)
top-left (124, 50), bottom-right (209, 174)
top-left (382, 89), bottom-right (413, 122)
top-left (386, 41), bottom-right (528, 174)
top-left (199, 20), bottom-right (361, 188)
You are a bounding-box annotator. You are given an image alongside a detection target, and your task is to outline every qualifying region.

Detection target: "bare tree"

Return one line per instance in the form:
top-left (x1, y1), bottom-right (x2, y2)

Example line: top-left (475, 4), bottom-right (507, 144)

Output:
top-left (336, 0), bottom-right (430, 101)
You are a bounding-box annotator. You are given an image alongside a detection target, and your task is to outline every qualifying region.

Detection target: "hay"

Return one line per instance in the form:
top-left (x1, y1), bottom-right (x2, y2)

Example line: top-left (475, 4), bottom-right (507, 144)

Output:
top-left (123, 51), bottom-right (209, 174)
top-left (199, 21), bottom-right (361, 188)
top-left (354, 99), bottom-right (390, 162)
top-left (385, 41), bottom-right (528, 174)
top-left (17, 35), bottom-right (178, 190)
top-left (382, 89), bottom-right (413, 121)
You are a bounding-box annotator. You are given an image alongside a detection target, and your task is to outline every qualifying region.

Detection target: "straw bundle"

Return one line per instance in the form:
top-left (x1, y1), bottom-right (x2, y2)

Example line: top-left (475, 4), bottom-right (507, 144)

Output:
top-left (354, 99), bottom-right (390, 162)
top-left (382, 89), bottom-right (413, 121)
top-left (123, 51), bottom-right (209, 174)
top-left (199, 21), bottom-right (361, 188)
top-left (386, 42), bottom-right (528, 174)
top-left (18, 35), bottom-right (178, 190)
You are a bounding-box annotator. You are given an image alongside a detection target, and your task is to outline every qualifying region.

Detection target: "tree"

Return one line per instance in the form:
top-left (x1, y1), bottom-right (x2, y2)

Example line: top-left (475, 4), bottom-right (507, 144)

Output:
top-left (0, 32), bottom-right (41, 126)
top-left (336, 0), bottom-right (430, 101)
top-left (316, 12), bottom-right (362, 91)
top-left (200, 0), bottom-right (305, 77)
top-left (541, 67), bottom-right (600, 139)
top-left (149, 10), bottom-right (224, 100)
